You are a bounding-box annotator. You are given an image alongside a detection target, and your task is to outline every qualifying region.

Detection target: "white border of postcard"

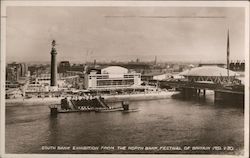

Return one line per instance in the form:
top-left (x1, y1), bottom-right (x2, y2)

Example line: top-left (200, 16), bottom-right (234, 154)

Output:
top-left (1, 1), bottom-right (249, 158)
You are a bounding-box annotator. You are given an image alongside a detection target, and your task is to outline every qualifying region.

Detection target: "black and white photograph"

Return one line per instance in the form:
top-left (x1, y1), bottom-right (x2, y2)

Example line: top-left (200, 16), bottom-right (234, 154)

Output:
top-left (0, 1), bottom-right (249, 157)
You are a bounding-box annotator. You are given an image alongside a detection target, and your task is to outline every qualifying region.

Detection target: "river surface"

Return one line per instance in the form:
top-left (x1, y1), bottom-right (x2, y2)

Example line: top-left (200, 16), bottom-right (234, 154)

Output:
top-left (5, 92), bottom-right (244, 154)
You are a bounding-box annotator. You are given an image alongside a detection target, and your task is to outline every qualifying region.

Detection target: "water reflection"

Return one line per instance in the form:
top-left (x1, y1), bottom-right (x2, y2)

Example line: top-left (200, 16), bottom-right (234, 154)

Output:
top-left (48, 116), bottom-right (58, 145)
top-left (6, 95), bottom-right (244, 154)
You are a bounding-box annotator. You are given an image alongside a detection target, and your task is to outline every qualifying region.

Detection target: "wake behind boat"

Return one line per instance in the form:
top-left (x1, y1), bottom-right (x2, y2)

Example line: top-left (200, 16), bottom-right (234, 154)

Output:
top-left (94, 107), bottom-right (124, 113)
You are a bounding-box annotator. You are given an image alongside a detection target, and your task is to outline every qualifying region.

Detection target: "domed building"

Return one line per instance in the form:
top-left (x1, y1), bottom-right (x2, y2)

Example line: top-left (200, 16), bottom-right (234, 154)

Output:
top-left (179, 66), bottom-right (240, 84)
top-left (84, 66), bottom-right (142, 90)
top-left (101, 66), bottom-right (128, 74)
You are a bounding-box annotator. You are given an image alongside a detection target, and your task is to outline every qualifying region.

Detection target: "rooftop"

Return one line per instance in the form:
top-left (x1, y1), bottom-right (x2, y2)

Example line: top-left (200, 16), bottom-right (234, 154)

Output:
top-left (179, 66), bottom-right (239, 77)
top-left (101, 66), bottom-right (128, 74)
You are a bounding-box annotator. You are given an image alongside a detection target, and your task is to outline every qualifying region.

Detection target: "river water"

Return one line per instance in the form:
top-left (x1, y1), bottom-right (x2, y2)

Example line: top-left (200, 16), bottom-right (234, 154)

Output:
top-left (5, 92), bottom-right (244, 155)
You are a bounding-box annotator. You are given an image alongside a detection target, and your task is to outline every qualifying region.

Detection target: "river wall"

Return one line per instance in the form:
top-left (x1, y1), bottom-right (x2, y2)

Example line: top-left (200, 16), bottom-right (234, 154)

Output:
top-left (104, 91), bottom-right (178, 103)
top-left (5, 91), bottom-right (178, 106)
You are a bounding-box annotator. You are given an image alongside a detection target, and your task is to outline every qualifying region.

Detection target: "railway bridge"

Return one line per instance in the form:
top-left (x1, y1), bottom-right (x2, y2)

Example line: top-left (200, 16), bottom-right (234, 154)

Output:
top-left (160, 66), bottom-right (244, 105)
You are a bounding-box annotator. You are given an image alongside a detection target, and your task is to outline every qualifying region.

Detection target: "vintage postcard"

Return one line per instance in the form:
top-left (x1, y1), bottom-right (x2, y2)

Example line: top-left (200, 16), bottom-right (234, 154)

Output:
top-left (0, 1), bottom-right (249, 158)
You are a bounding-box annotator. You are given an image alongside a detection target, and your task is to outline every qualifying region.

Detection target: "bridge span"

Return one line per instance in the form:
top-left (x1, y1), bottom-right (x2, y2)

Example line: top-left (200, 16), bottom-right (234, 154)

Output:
top-left (160, 80), bottom-right (244, 105)
top-left (159, 66), bottom-right (244, 105)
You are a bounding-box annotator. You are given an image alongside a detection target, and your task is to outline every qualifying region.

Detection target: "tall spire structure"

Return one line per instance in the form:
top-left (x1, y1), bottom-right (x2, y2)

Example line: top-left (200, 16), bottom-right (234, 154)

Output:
top-left (50, 40), bottom-right (57, 86)
top-left (226, 30), bottom-right (230, 77)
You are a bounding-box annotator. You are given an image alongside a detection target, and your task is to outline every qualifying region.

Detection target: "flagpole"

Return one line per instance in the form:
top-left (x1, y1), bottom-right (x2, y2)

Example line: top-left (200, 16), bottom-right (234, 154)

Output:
top-left (227, 30), bottom-right (230, 79)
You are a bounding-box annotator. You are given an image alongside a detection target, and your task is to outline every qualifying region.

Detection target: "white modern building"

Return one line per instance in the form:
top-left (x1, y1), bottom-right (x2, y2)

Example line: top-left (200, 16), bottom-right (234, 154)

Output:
top-left (84, 66), bottom-right (142, 90)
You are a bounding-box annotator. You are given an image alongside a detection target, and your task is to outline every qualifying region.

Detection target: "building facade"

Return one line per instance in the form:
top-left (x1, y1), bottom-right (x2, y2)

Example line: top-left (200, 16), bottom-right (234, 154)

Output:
top-left (230, 61), bottom-right (245, 71)
top-left (84, 66), bottom-right (141, 90)
top-left (58, 61), bottom-right (71, 73)
top-left (6, 62), bottom-right (27, 82)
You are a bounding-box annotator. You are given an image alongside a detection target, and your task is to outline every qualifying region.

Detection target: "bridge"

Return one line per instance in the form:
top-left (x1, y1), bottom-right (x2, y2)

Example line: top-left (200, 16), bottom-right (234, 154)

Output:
top-left (159, 66), bottom-right (244, 105)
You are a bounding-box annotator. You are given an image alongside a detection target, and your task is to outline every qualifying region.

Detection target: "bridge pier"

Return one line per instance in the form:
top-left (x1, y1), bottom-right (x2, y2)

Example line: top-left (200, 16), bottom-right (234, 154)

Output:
top-left (181, 88), bottom-right (207, 100)
top-left (198, 89), bottom-right (201, 96)
top-left (182, 88), bottom-right (206, 100)
top-left (197, 89), bottom-right (206, 100)
top-left (164, 80), bottom-right (244, 105)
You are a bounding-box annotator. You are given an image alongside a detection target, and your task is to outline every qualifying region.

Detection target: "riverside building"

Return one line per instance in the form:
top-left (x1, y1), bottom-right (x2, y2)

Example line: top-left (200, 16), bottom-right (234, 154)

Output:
top-left (84, 66), bottom-right (142, 91)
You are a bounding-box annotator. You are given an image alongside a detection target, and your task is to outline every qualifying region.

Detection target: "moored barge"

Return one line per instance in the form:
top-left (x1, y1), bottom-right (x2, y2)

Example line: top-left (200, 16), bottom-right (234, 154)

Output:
top-left (49, 96), bottom-right (139, 115)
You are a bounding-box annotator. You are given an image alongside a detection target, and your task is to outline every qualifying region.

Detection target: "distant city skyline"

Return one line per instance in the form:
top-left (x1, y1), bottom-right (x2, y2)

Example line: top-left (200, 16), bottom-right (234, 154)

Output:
top-left (6, 6), bottom-right (245, 63)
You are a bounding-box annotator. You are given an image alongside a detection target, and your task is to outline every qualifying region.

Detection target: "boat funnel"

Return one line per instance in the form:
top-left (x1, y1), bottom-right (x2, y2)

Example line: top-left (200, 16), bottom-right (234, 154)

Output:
top-left (122, 101), bottom-right (130, 111)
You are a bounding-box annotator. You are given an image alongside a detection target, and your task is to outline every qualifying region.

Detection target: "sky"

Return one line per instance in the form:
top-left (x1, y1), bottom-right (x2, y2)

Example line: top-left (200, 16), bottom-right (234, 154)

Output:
top-left (6, 6), bottom-right (246, 63)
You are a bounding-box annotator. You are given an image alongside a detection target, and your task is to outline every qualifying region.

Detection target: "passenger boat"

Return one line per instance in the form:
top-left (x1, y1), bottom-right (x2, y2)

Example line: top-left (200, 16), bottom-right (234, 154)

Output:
top-left (49, 96), bottom-right (109, 115)
top-left (49, 97), bottom-right (139, 115)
